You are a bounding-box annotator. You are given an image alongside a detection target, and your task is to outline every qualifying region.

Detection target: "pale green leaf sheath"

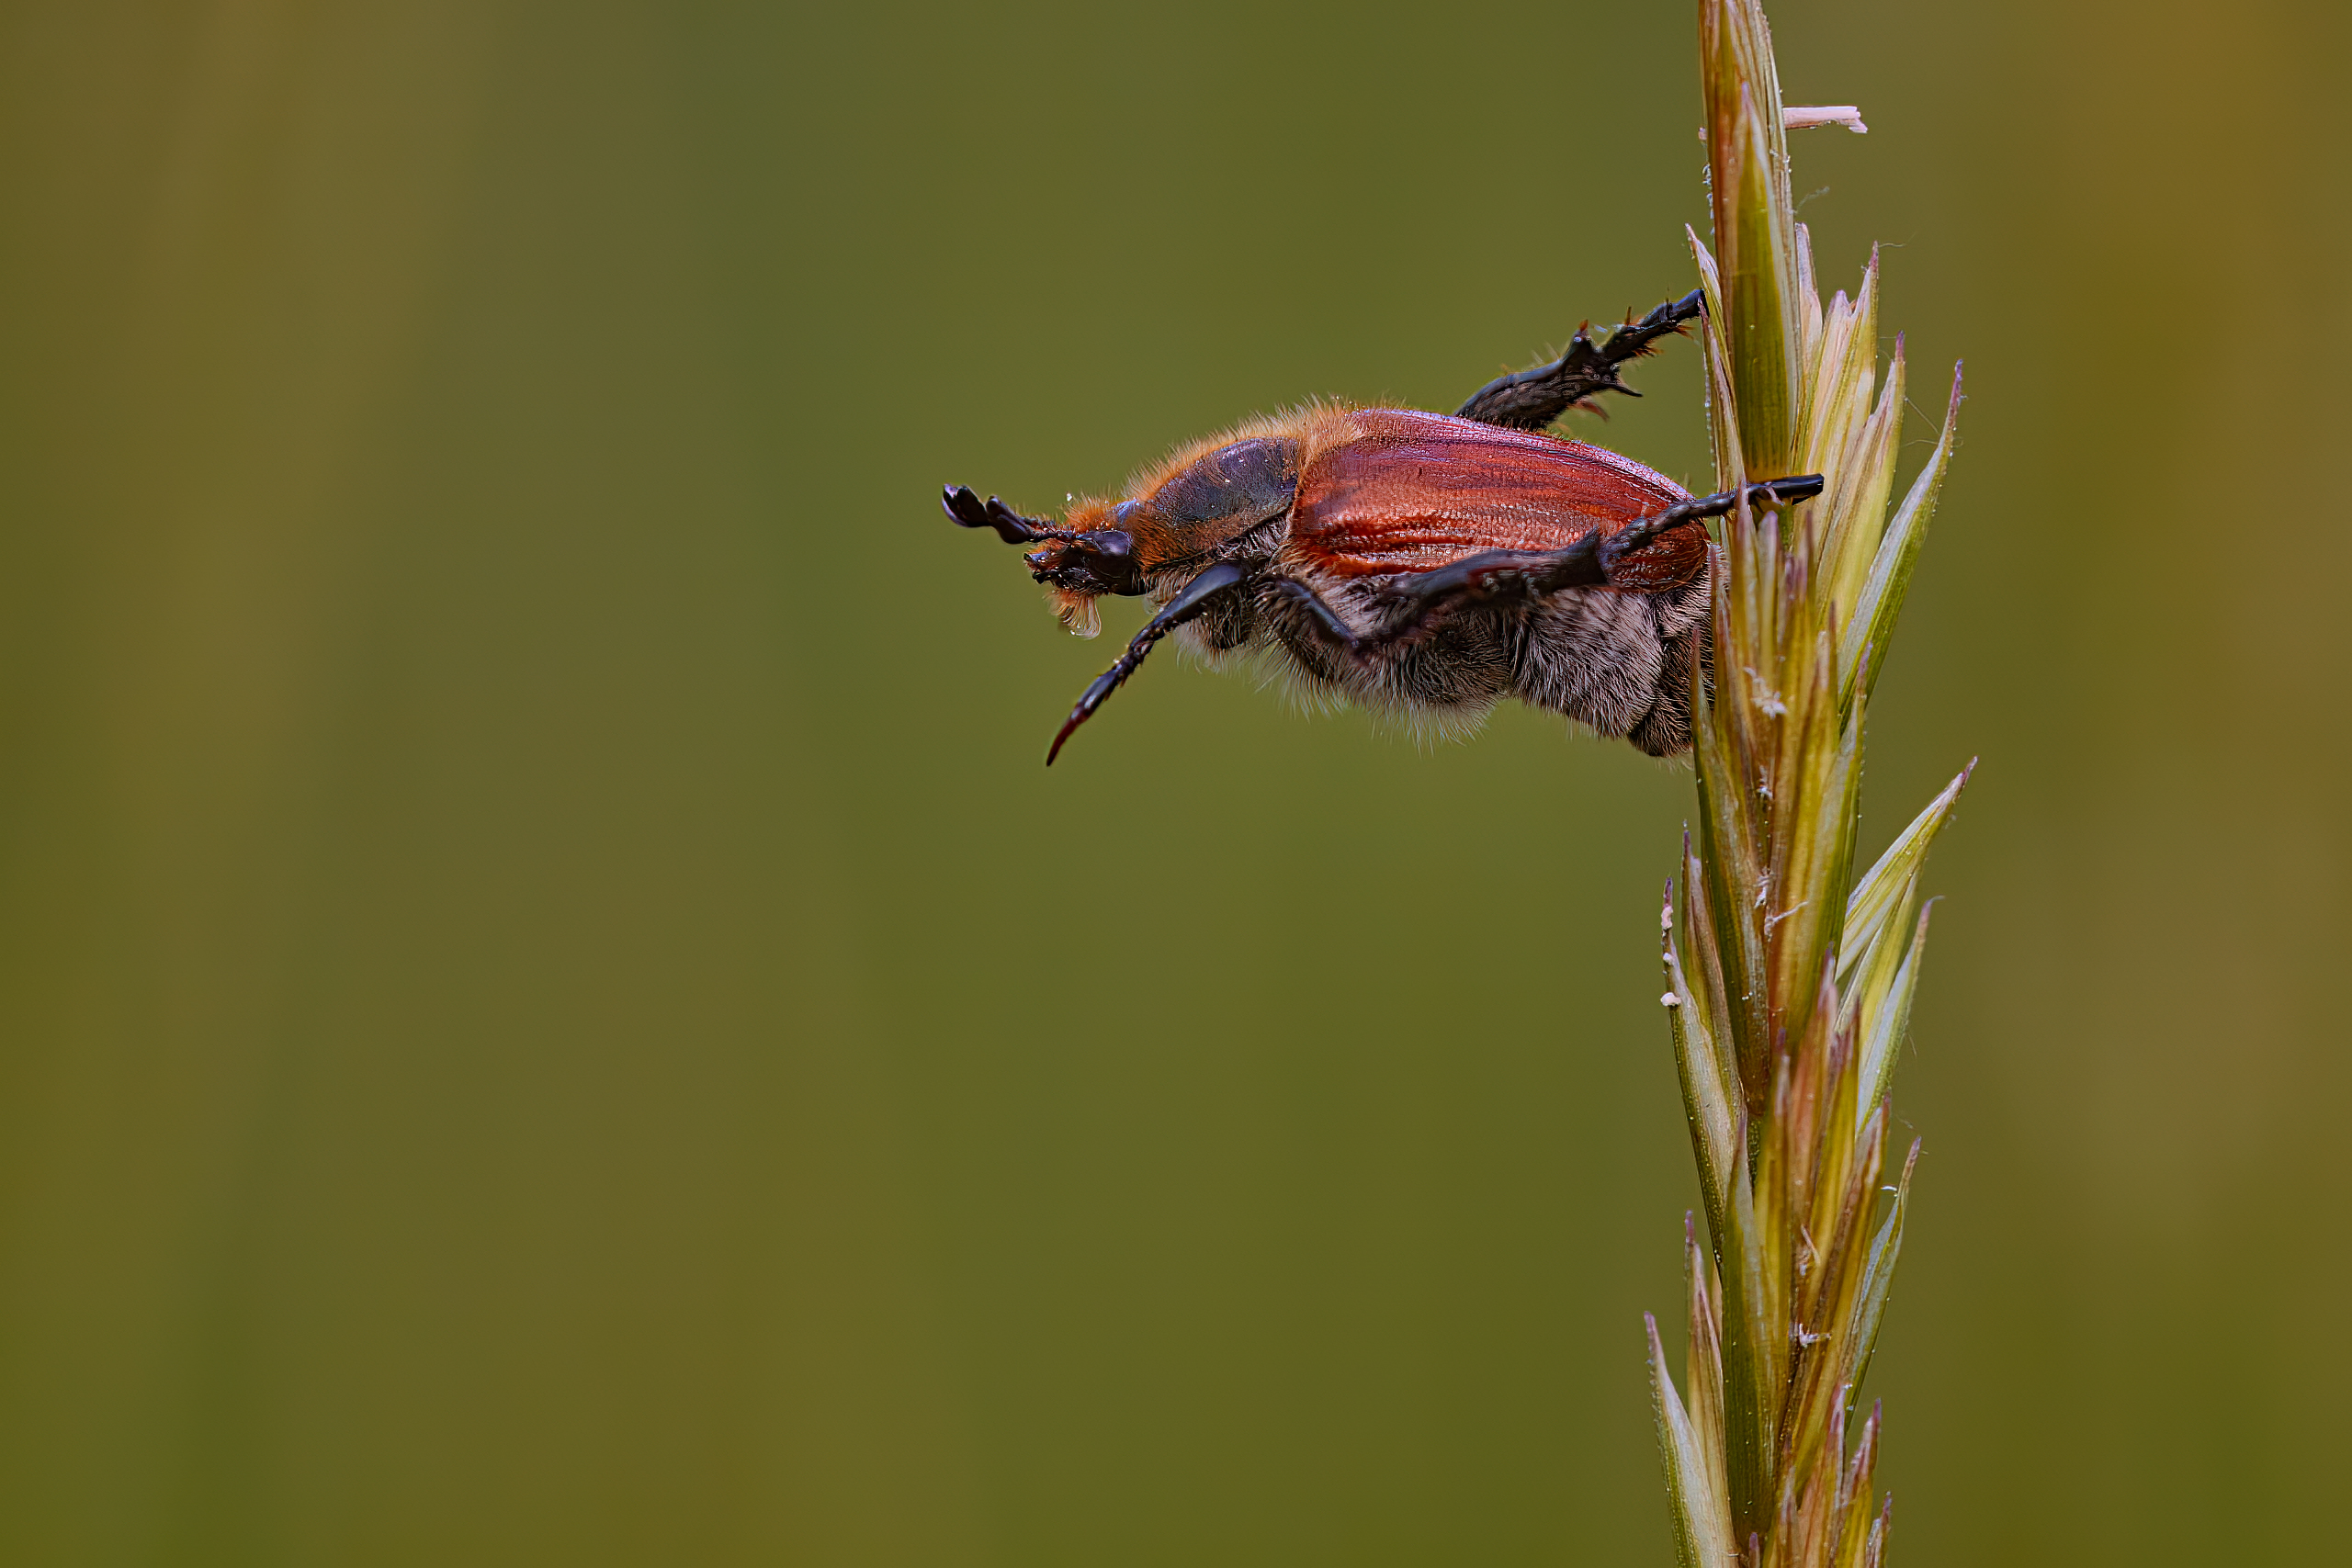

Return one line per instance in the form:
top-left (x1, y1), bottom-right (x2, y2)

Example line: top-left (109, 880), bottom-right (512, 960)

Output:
top-left (1647, 5), bottom-right (1969, 1563)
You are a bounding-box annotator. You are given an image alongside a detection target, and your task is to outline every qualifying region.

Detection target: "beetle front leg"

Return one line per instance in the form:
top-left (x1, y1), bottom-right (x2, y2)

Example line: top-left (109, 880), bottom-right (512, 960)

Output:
top-left (1047, 561), bottom-right (1253, 765)
top-left (1453, 289), bottom-right (1704, 432)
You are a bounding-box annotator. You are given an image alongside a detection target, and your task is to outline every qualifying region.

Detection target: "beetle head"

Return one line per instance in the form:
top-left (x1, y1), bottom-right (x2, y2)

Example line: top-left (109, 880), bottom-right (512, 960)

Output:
top-left (941, 484), bottom-right (1145, 638)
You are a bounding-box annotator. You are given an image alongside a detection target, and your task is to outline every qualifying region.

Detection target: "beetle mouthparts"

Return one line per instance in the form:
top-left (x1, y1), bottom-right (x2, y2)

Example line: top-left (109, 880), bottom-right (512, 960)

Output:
top-left (1026, 530), bottom-right (1145, 599)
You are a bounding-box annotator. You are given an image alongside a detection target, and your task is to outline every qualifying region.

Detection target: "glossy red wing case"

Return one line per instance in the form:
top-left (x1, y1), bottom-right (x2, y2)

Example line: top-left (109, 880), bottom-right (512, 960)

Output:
top-left (1288, 409), bottom-right (1703, 592)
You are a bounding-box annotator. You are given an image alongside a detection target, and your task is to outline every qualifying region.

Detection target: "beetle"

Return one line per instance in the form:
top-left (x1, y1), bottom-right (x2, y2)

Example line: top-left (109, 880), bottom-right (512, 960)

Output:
top-left (943, 290), bottom-right (1823, 764)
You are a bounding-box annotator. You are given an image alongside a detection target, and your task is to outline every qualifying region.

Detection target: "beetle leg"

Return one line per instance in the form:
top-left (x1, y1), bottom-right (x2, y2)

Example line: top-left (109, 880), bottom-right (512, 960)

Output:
top-left (1594, 475), bottom-right (1826, 571)
top-left (1269, 577), bottom-right (1365, 652)
top-left (1362, 547), bottom-right (1596, 644)
top-left (1453, 289), bottom-right (1705, 432)
top-left (1047, 561), bottom-right (1253, 765)
top-left (1363, 477), bottom-right (1825, 646)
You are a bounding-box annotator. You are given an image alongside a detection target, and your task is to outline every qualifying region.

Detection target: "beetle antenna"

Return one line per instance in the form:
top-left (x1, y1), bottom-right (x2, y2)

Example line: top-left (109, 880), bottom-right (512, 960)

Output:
top-left (941, 484), bottom-right (1085, 545)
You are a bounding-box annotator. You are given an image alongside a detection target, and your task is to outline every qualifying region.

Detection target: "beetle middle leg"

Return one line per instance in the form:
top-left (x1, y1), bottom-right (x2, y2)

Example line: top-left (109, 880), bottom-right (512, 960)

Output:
top-left (1263, 575), bottom-right (1513, 712)
top-left (1347, 477), bottom-right (1823, 649)
top-left (1453, 289), bottom-right (1705, 432)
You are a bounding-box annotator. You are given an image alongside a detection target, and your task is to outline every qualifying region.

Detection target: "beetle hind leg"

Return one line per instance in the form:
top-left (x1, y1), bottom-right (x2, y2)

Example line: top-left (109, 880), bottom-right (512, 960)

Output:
top-left (1453, 289), bottom-right (1704, 432)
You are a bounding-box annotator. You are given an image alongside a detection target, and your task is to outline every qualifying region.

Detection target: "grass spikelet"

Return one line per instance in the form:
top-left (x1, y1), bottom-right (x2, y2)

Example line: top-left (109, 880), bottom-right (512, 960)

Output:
top-left (1647, 4), bottom-right (1969, 1562)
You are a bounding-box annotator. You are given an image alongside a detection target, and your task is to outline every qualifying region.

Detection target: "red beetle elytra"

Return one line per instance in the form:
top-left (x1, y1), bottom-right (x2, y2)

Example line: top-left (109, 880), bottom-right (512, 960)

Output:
top-left (944, 290), bottom-right (1822, 763)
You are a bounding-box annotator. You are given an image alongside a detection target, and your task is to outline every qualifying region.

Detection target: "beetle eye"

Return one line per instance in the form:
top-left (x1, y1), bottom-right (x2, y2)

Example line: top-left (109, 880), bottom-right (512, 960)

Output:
top-left (1079, 533), bottom-right (1145, 595)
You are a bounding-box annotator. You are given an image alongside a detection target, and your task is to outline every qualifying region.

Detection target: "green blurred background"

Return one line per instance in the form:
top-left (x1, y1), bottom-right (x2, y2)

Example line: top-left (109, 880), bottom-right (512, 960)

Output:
top-left (0, 0), bottom-right (2344, 1562)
